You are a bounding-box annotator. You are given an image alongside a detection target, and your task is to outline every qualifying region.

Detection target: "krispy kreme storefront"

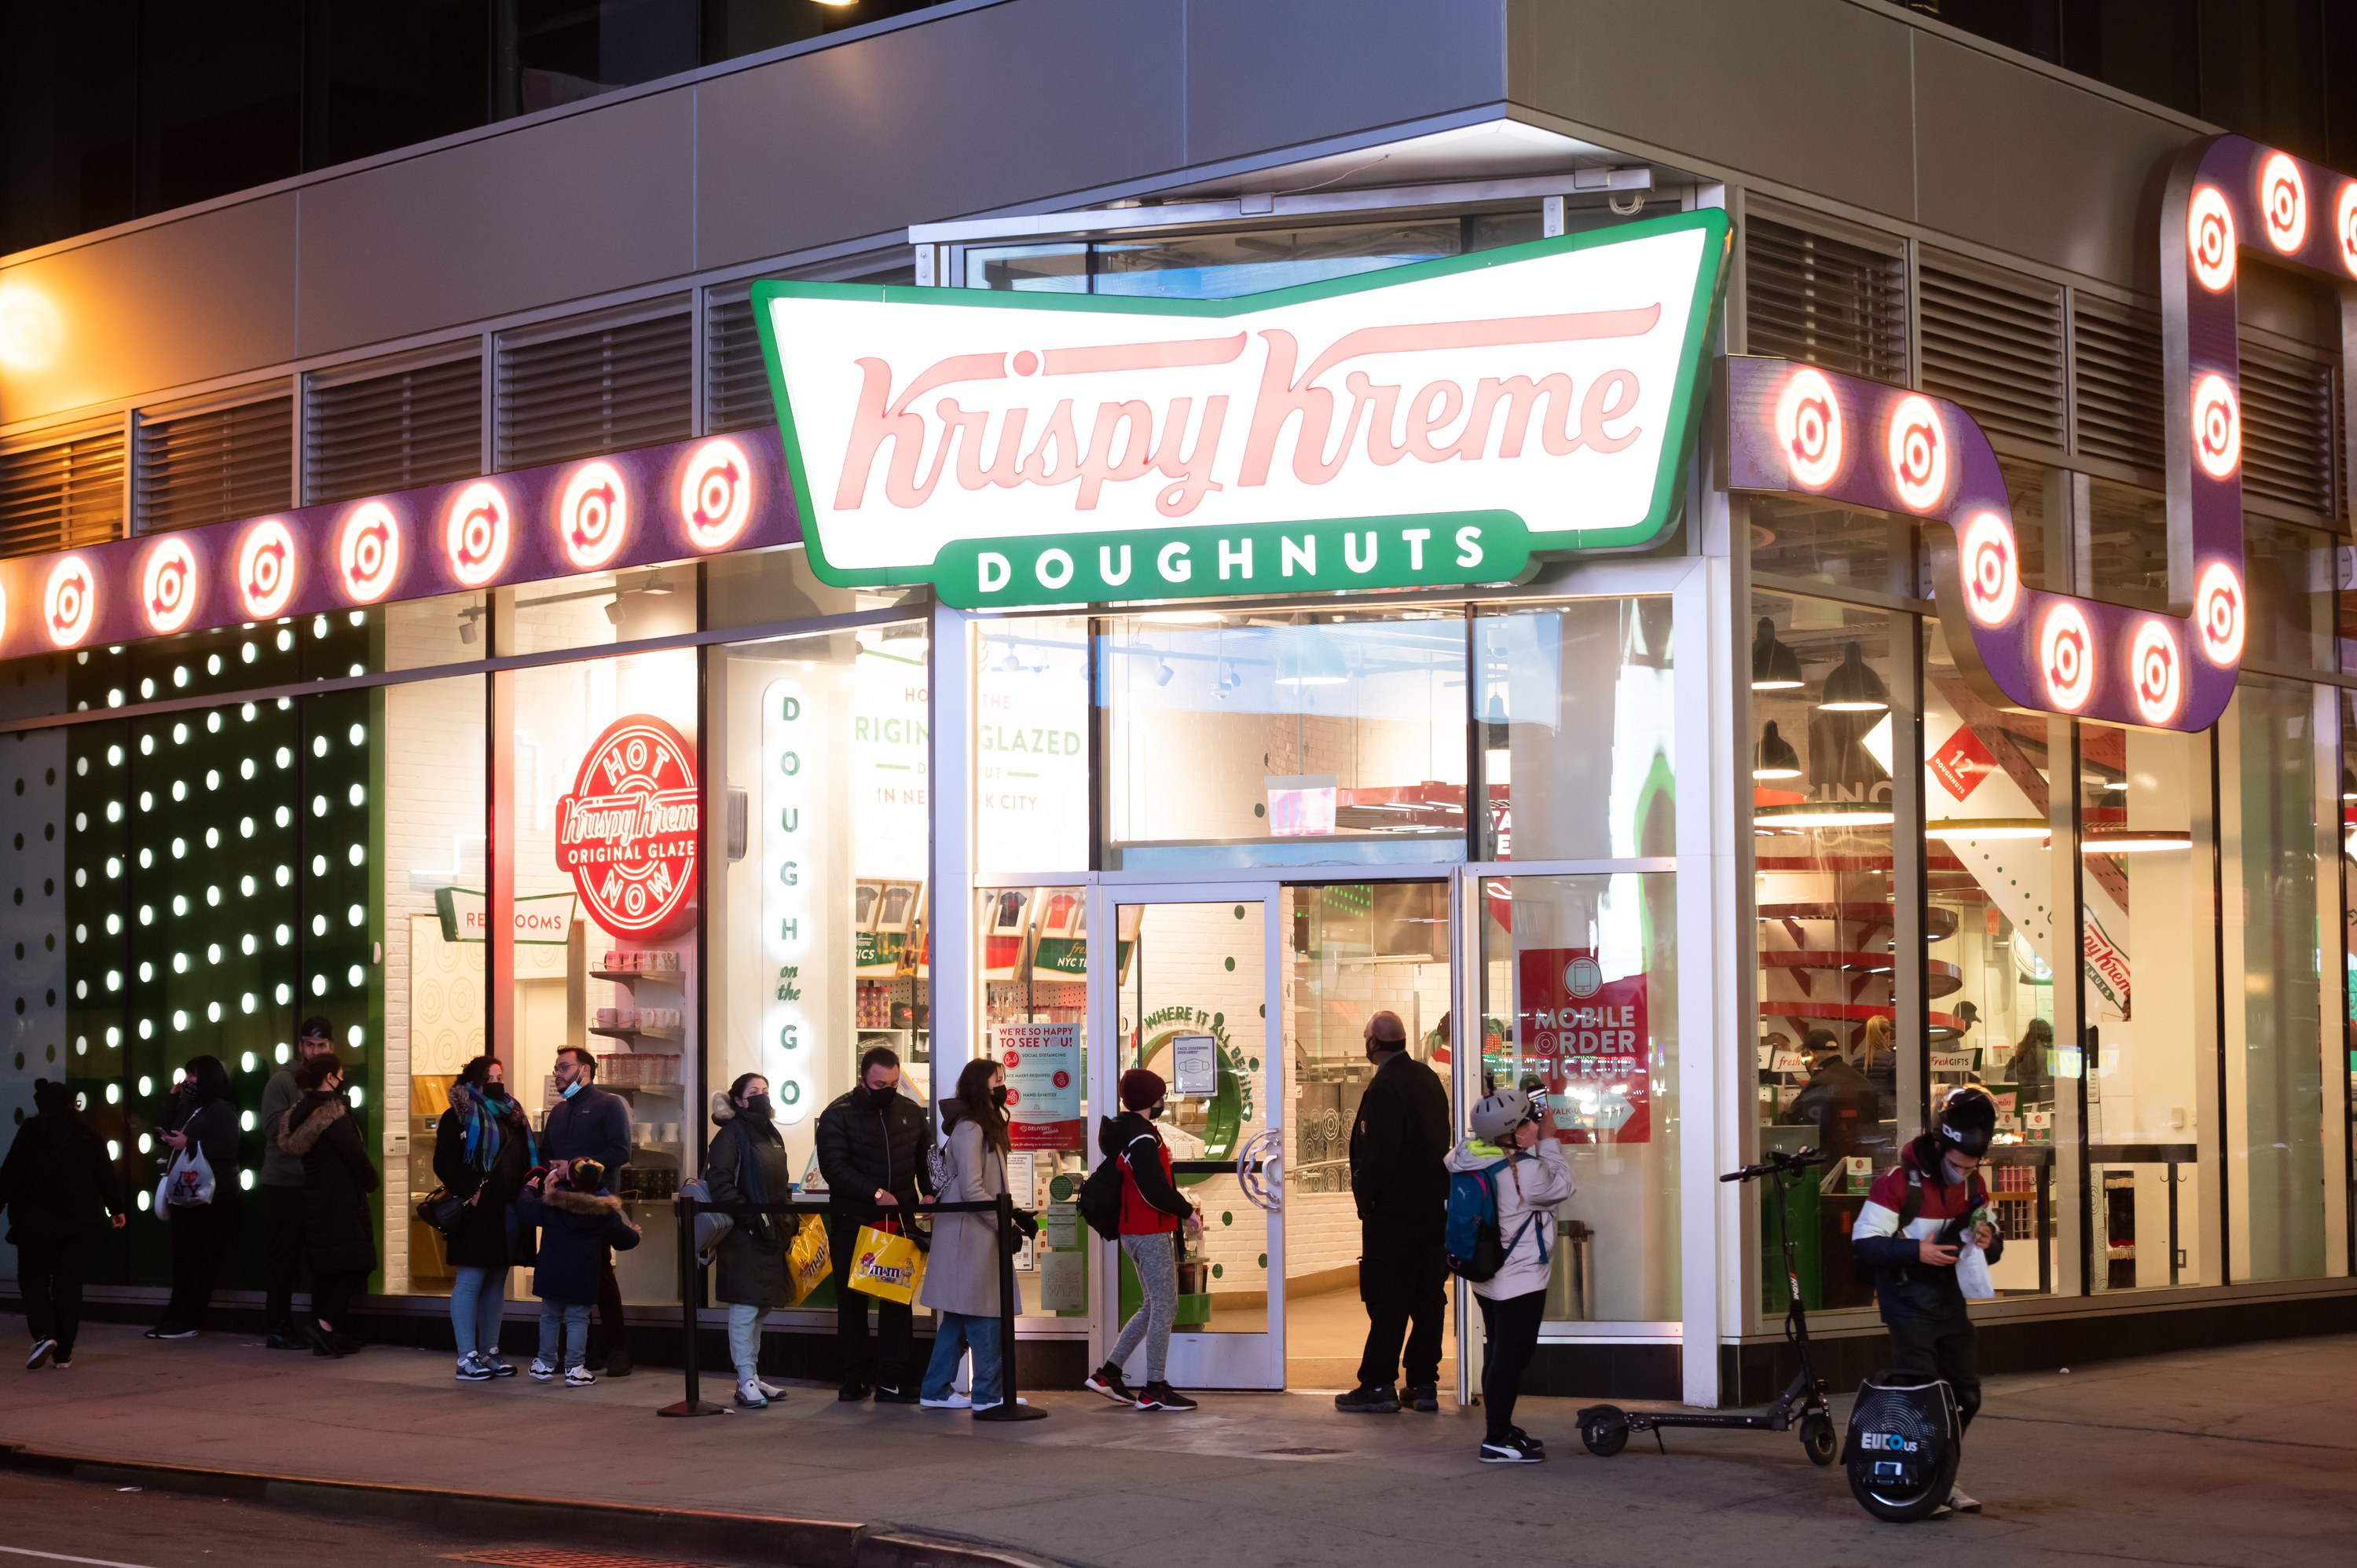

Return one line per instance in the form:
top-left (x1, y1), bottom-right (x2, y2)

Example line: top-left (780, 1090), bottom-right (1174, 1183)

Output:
top-left (5, 131), bottom-right (2352, 1400)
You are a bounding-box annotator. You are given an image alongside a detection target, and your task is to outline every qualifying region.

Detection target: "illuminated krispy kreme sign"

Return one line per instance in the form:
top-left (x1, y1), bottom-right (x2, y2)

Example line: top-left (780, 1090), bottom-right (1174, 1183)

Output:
top-left (556, 714), bottom-right (700, 938)
top-left (753, 211), bottom-right (1728, 606)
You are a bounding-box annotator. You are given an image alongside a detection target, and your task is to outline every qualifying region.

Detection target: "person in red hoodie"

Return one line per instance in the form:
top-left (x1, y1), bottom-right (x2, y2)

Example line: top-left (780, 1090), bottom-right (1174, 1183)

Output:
top-left (1083, 1068), bottom-right (1200, 1412)
top-left (1851, 1085), bottom-right (2003, 1517)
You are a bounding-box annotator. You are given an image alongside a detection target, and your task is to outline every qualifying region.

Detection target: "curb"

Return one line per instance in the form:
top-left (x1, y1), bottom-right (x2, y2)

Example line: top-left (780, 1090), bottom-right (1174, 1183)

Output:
top-left (0, 1441), bottom-right (1070, 1568)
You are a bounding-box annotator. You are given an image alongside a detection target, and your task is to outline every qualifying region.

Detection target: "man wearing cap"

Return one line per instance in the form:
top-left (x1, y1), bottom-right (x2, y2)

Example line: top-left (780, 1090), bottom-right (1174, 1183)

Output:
top-left (1336, 1009), bottom-right (1451, 1414)
top-left (257, 1017), bottom-right (337, 1351)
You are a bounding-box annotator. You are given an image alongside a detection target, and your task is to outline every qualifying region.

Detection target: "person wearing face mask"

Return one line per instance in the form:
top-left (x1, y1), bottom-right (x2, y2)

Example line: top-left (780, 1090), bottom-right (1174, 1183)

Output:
top-left (1082, 1068), bottom-right (1200, 1412)
top-left (145, 1056), bottom-right (241, 1341)
top-left (542, 1045), bottom-right (634, 1376)
top-left (1447, 1086), bottom-right (1574, 1463)
top-left (1336, 1009), bottom-right (1452, 1415)
top-left (278, 1053), bottom-right (379, 1357)
top-left (707, 1072), bottom-right (797, 1408)
top-left (258, 1017), bottom-right (337, 1350)
top-left (813, 1044), bottom-right (935, 1402)
top-left (918, 1057), bottom-right (1017, 1412)
top-left (434, 1053), bottom-right (538, 1381)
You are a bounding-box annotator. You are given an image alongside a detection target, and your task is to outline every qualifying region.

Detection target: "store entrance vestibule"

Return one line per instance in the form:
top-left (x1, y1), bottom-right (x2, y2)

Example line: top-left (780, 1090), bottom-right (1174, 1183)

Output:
top-left (1084, 877), bottom-right (1457, 1392)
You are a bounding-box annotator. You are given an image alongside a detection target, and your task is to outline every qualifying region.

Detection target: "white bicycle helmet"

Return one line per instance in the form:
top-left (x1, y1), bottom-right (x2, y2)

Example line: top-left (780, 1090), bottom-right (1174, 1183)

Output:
top-left (1471, 1086), bottom-right (1535, 1141)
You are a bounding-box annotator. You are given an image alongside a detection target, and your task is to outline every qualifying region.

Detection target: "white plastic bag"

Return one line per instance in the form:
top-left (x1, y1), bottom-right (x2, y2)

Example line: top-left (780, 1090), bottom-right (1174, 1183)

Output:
top-left (159, 1141), bottom-right (217, 1209)
top-left (1955, 1238), bottom-right (1994, 1299)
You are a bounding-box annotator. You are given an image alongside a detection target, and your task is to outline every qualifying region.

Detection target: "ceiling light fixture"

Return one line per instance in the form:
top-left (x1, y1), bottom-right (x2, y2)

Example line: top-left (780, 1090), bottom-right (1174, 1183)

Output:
top-left (1750, 617), bottom-right (1802, 690)
top-left (2080, 827), bottom-right (2191, 854)
top-left (1817, 642), bottom-right (1890, 712)
top-left (1753, 801), bottom-right (1896, 829)
top-left (1752, 720), bottom-right (1801, 780)
top-left (1927, 817), bottom-right (2048, 840)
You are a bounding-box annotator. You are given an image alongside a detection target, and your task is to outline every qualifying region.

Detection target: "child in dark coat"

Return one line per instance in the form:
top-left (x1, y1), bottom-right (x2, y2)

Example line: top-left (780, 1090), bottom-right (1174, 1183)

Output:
top-left (515, 1157), bottom-right (640, 1384)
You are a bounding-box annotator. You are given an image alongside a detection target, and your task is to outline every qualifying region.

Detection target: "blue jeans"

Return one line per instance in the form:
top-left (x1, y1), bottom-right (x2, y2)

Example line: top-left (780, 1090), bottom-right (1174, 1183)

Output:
top-left (538, 1302), bottom-right (590, 1369)
top-left (451, 1266), bottom-right (509, 1359)
top-left (921, 1311), bottom-right (1005, 1407)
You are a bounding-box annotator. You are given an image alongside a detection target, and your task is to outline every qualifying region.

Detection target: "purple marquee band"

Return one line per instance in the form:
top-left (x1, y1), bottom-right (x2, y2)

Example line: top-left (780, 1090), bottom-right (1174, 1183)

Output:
top-left (0, 428), bottom-right (799, 658)
top-left (1728, 133), bottom-right (2357, 733)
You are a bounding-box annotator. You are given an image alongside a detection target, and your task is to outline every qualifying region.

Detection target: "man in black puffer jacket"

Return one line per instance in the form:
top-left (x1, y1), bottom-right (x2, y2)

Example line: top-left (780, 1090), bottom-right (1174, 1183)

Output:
top-left (813, 1044), bottom-right (935, 1402)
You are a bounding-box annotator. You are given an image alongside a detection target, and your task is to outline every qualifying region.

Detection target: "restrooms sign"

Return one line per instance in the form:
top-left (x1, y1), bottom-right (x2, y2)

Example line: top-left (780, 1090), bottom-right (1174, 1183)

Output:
top-left (753, 211), bottom-right (1728, 607)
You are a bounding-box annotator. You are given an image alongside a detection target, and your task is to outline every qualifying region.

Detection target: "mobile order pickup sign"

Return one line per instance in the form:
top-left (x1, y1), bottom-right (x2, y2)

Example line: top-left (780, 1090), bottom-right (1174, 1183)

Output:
top-left (753, 212), bottom-right (1729, 606)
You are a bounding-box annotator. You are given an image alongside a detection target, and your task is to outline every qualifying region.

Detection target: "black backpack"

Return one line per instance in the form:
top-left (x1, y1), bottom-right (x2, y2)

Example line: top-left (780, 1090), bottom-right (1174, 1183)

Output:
top-left (1078, 1123), bottom-right (1153, 1242)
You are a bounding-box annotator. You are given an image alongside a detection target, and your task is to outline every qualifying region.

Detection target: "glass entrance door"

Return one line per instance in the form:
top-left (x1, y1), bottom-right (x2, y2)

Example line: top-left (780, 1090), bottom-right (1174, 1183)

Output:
top-left (1089, 885), bottom-right (1284, 1390)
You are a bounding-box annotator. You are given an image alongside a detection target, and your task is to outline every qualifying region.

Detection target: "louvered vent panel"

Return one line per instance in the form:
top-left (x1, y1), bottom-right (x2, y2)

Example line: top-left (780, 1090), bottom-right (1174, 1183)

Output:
top-left (307, 354), bottom-right (483, 504)
top-left (2070, 295), bottom-right (2163, 472)
top-left (0, 428), bottom-right (126, 558)
top-left (1919, 254), bottom-right (2065, 449)
top-left (1744, 217), bottom-right (1908, 386)
top-left (2236, 346), bottom-right (2337, 517)
top-left (136, 395), bottom-right (293, 533)
top-left (706, 292), bottom-right (775, 434)
top-left (497, 313), bottom-right (692, 471)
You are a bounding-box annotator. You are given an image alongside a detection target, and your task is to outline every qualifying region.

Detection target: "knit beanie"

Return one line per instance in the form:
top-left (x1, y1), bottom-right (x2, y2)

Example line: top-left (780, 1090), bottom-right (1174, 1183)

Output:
top-left (1119, 1068), bottom-right (1166, 1112)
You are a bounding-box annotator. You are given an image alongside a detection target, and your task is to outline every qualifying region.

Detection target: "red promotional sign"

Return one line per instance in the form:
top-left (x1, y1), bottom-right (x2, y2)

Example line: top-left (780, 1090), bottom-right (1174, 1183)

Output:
top-left (556, 714), bottom-right (699, 938)
top-left (1928, 723), bottom-right (1996, 802)
top-left (1515, 947), bottom-right (1651, 1145)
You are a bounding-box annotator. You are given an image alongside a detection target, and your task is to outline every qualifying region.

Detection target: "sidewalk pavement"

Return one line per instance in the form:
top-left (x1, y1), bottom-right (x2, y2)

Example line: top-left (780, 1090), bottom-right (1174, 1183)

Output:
top-left (3, 1317), bottom-right (2352, 1568)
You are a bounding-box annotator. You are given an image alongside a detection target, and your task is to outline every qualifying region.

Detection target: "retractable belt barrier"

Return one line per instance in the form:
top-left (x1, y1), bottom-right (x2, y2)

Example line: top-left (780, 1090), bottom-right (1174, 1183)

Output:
top-left (659, 1193), bottom-right (1047, 1422)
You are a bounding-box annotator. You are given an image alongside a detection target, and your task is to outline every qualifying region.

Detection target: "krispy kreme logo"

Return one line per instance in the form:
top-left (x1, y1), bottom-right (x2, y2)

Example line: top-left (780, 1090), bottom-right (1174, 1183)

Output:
top-left (555, 714), bottom-right (699, 938)
top-left (757, 213), bottom-right (1726, 604)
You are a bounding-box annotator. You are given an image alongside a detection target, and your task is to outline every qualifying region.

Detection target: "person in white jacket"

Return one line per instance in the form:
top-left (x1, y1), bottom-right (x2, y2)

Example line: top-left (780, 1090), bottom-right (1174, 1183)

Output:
top-left (1447, 1086), bottom-right (1574, 1464)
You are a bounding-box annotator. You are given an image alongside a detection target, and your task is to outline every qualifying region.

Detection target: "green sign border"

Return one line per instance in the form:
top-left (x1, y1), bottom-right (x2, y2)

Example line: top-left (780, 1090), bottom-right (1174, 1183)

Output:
top-left (752, 208), bottom-right (1731, 605)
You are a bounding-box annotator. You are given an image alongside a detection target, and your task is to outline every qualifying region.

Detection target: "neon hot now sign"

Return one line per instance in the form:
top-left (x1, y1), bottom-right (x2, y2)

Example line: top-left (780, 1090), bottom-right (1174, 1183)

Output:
top-left (1731, 134), bottom-right (2357, 731)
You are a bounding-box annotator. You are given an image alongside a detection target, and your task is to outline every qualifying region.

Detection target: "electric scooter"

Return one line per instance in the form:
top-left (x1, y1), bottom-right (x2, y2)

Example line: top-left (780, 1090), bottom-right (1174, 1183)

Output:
top-left (1576, 1147), bottom-right (1837, 1465)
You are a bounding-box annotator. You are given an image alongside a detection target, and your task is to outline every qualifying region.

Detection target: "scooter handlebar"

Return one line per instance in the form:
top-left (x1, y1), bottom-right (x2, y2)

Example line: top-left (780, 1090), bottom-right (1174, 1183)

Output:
top-left (1718, 1148), bottom-right (1831, 1182)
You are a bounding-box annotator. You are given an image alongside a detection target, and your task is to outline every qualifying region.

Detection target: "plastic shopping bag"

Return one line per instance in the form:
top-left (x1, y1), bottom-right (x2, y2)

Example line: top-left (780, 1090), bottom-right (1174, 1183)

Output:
top-left (847, 1219), bottom-right (925, 1305)
top-left (785, 1213), bottom-right (832, 1305)
top-left (1956, 1239), bottom-right (1995, 1299)
top-left (159, 1143), bottom-right (217, 1209)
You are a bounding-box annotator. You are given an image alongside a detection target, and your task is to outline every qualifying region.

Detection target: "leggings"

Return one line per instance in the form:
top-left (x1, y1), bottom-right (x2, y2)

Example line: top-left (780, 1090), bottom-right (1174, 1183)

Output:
top-left (1110, 1232), bottom-right (1178, 1383)
top-left (1475, 1288), bottom-right (1547, 1443)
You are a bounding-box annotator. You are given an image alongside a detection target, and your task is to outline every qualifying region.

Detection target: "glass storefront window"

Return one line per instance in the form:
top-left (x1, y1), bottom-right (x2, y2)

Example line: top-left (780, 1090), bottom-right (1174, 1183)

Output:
top-left (979, 884), bottom-right (1087, 1321)
top-left (1099, 608), bottom-right (1467, 869)
top-left (976, 616), bottom-right (1089, 876)
top-left (1474, 598), bottom-right (1673, 862)
top-left (710, 620), bottom-right (935, 1310)
top-left (1750, 592), bottom-right (1899, 1311)
top-left (1748, 493), bottom-right (1918, 601)
top-left (2221, 675), bottom-right (2333, 1281)
top-left (1476, 871), bottom-right (1678, 1323)
top-left (2243, 517), bottom-right (2336, 672)
top-left (2078, 717), bottom-right (2210, 1293)
top-left (2084, 479), bottom-right (2171, 614)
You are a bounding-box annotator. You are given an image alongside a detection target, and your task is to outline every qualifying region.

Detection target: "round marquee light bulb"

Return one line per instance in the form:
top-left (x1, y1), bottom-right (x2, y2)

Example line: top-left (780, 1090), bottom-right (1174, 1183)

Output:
top-left (2194, 559), bottom-right (2245, 666)
top-left (1884, 394), bottom-right (1949, 512)
top-left (1773, 366), bottom-right (1844, 489)
top-left (2337, 181), bottom-right (2357, 279)
top-left (141, 535), bottom-right (200, 635)
top-left (1957, 511), bottom-right (2021, 628)
top-left (337, 501), bottom-right (403, 603)
top-left (237, 518), bottom-right (297, 618)
top-left (678, 438), bottom-right (753, 551)
top-left (559, 460), bottom-right (630, 570)
top-left (2038, 600), bottom-right (2095, 713)
top-left (2190, 372), bottom-right (2241, 481)
top-left (43, 553), bottom-right (97, 648)
top-left (443, 481), bottom-right (512, 588)
top-left (2187, 184), bottom-right (2238, 292)
top-left (2259, 152), bottom-right (2307, 254)
top-left (2128, 618), bottom-right (2183, 727)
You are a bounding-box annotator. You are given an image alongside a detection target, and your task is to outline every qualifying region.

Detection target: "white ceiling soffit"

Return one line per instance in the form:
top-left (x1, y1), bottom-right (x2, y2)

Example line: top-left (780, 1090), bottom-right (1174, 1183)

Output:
top-left (909, 119), bottom-right (1704, 247)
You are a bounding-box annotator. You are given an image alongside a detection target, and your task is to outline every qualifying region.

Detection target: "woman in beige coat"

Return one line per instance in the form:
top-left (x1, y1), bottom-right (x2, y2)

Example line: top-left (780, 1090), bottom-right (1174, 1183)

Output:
top-left (917, 1057), bottom-right (1012, 1412)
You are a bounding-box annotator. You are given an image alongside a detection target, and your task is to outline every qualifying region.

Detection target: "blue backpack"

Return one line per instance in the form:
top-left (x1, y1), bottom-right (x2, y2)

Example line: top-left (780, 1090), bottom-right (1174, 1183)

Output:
top-left (1445, 1158), bottom-right (1545, 1283)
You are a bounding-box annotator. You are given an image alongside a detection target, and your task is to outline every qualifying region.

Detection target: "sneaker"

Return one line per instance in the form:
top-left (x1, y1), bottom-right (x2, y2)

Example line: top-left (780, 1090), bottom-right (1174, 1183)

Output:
top-left (1334, 1384), bottom-right (1400, 1414)
top-left (528, 1359), bottom-right (557, 1383)
top-left (145, 1328), bottom-right (197, 1340)
top-left (1509, 1426), bottom-right (1546, 1456)
top-left (873, 1384), bottom-right (922, 1405)
top-left (455, 1354), bottom-right (494, 1382)
top-left (1405, 1382), bottom-right (1439, 1412)
top-left (837, 1381), bottom-right (872, 1403)
top-left (1083, 1363), bottom-right (1135, 1404)
top-left (27, 1339), bottom-right (56, 1371)
top-left (1135, 1381), bottom-right (1197, 1412)
top-left (564, 1365), bottom-right (597, 1387)
top-left (486, 1356), bottom-right (519, 1379)
top-left (971, 1398), bottom-right (1031, 1413)
top-left (753, 1377), bottom-right (788, 1401)
top-left (264, 1332), bottom-right (307, 1352)
top-left (734, 1379), bottom-right (769, 1409)
top-left (1479, 1439), bottom-right (1541, 1464)
top-left (1947, 1486), bottom-right (1981, 1514)
top-left (919, 1391), bottom-right (972, 1409)
top-left (49, 1353), bottom-right (71, 1370)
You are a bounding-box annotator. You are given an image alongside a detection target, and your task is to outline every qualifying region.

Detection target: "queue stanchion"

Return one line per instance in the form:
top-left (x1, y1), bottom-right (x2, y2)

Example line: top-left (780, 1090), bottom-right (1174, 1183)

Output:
top-left (657, 1192), bottom-right (725, 1417)
top-left (972, 1191), bottom-right (1047, 1422)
